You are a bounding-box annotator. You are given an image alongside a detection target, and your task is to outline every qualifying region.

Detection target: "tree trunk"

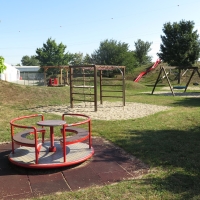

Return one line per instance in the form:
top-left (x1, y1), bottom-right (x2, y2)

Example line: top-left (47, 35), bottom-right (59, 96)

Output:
top-left (178, 68), bottom-right (181, 84)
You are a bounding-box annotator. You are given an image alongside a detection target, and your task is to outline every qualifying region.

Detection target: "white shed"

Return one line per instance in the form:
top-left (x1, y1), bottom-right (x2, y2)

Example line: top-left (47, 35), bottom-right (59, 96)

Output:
top-left (0, 63), bottom-right (20, 82)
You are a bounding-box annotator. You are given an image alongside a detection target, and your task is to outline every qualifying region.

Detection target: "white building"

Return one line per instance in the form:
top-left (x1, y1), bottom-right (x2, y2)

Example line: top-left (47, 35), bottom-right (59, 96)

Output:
top-left (0, 63), bottom-right (20, 82)
top-left (14, 66), bottom-right (41, 80)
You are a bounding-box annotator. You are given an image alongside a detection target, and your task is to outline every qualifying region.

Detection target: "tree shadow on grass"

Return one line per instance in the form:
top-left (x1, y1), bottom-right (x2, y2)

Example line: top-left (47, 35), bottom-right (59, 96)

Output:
top-left (117, 126), bottom-right (200, 199)
top-left (150, 172), bottom-right (200, 200)
top-left (172, 97), bottom-right (200, 107)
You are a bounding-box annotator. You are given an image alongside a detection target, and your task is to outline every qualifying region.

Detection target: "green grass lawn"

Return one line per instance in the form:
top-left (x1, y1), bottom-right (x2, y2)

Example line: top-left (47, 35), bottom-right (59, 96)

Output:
top-left (1, 78), bottom-right (200, 200)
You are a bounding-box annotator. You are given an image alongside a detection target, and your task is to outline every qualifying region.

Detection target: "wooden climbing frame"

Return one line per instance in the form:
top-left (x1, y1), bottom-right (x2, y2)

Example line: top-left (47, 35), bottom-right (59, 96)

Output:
top-left (69, 65), bottom-right (126, 111)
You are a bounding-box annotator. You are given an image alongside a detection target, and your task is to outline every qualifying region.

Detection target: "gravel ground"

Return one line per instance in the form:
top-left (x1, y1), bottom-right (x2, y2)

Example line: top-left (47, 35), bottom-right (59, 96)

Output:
top-left (30, 87), bottom-right (200, 120)
top-left (31, 101), bottom-right (171, 121)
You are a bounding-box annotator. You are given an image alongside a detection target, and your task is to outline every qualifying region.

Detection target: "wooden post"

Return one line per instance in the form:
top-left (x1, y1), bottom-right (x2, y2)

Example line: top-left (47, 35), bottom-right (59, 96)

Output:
top-left (163, 67), bottom-right (175, 96)
top-left (184, 68), bottom-right (196, 92)
top-left (122, 67), bottom-right (125, 106)
top-left (94, 65), bottom-right (97, 111)
top-left (83, 68), bottom-right (85, 86)
top-left (60, 68), bottom-right (63, 85)
top-left (100, 70), bottom-right (103, 104)
top-left (66, 69), bottom-right (69, 85)
top-left (70, 67), bottom-right (73, 108)
top-left (152, 66), bottom-right (163, 94)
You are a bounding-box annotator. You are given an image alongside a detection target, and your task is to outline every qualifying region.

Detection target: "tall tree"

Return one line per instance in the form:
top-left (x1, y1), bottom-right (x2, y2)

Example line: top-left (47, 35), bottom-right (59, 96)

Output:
top-left (91, 39), bottom-right (136, 72)
top-left (134, 39), bottom-right (152, 65)
top-left (35, 38), bottom-right (72, 75)
top-left (21, 55), bottom-right (40, 66)
top-left (157, 20), bottom-right (200, 66)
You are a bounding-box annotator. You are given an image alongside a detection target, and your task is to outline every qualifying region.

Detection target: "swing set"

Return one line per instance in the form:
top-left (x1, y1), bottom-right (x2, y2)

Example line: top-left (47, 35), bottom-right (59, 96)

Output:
top-left (152, 66), bottom-right (200, 96)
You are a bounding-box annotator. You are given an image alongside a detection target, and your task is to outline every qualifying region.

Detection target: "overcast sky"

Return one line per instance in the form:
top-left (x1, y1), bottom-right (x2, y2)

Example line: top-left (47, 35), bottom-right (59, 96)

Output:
top-left (1, 0), bottom-right (200, 65)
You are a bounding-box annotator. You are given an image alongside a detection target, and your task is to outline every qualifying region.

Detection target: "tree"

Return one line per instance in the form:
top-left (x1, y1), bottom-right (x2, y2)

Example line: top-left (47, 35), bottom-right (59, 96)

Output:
top-left (70, 52), bottom-right (84, 65)
top-left (21, 55), bottom-right (40, 66)
top-left (83, 53), bottom-right (92, 65)
top-left (35, 38), bottom-right (72, 76)
top-left (0, 56), bottom-right (6, 74)
top-left (157, 20), bottom-right (200, 66)
top-left (134, 39), bottom-right (152, 65)
top-left (91, 39), bottom-right (136, 72)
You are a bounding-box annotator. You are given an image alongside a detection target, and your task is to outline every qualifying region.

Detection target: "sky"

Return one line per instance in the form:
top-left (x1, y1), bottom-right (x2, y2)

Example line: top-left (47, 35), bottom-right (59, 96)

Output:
top-left (1, 0), bottom-right (200, 65)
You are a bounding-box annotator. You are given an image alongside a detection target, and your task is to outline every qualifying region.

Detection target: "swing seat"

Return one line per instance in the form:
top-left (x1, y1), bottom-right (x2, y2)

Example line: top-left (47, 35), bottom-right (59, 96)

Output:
top-left (173, 86), bottom-right (186, 89)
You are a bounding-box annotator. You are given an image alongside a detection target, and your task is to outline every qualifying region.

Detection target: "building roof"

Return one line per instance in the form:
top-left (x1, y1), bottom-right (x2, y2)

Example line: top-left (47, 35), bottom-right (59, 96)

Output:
top-left (14, 66), bottom-right (40, 72)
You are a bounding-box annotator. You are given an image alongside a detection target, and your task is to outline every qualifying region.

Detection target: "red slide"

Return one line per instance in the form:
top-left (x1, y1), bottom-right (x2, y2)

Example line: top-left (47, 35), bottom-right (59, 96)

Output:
top-left (134, 59), bottom-right (161, 82)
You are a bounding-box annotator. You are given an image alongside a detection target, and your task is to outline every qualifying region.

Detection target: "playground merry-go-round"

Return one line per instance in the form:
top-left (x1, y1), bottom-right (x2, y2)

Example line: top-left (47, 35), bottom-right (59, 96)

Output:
top-left (9, 113), bottom-right (94, 169)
